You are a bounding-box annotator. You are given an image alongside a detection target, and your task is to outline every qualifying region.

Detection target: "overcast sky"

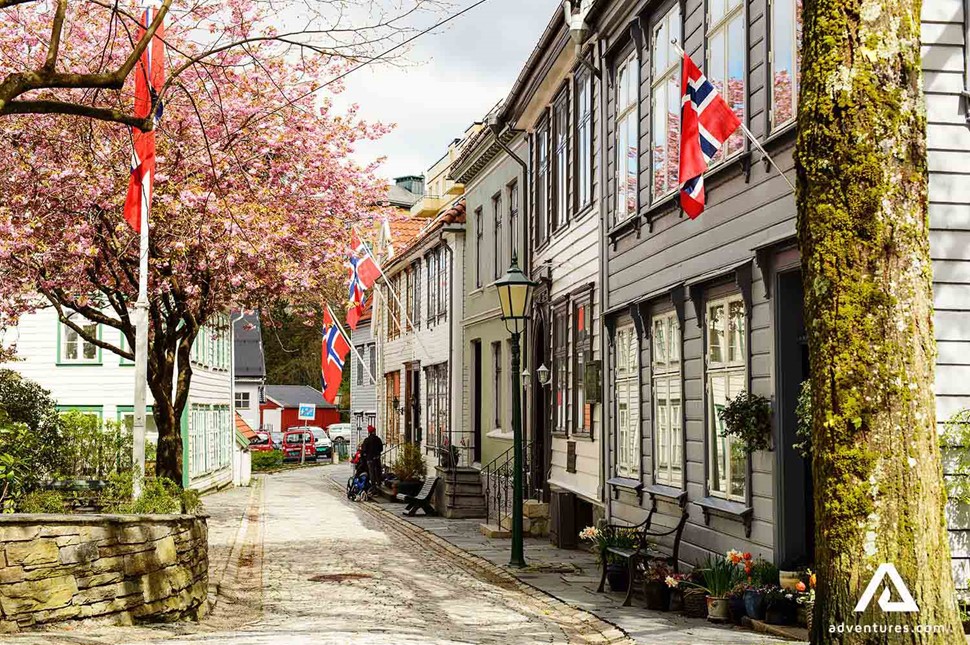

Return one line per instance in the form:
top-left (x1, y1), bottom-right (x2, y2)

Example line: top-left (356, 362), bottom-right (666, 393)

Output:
top-left (330, 0), bottom-right (556, 181)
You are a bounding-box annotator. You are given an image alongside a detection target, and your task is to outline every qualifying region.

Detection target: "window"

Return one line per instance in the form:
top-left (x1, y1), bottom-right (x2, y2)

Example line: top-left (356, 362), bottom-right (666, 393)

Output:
top-left (437, 246), bottom-right (448, 318)
top-left (508, 182), bottom-right (519, 259)
top-left (368, 343), bottom-right (376, 380)
top-left (652, 312), bottom-right (682, 486)
top-left (553, 303), bottom-right (569, 434)
top-left (707, 295), bottom-right (747, 501)
top-left (615, 53), bottom-right (638, 223)
top-left (120, 332), bottom-right (134, 366)
top-left (534, 119), bottom-right (550, 246)
top-left (404, 267), bottom-right (414, 333)
top-left (387, 276), bottom-right (401, 340)
top-left (59, 314), bottom-right (99, 364)
top-left (411, 260), bottom-right (421, 330)
top-left (425, 363), bottom-right (449, 454)
top-left (553, 93), bottom-right (569, 231)
top-left (770, 0), bottom-right (802, 129)
top-left (427, 252), bottom-right (438, 324)
top-left (475, 207), bottom-right (484, 288)
top-left (492, 341), bottom-right (503, 429)
top-left (235, 391), bottom-right (250, 409)
top-left (615, 324), bottom-right (640, 477)
top-left (706, 0), bottom-right (746, 161)
top-left (573, 295), bottom-right (592, 435)
top-left (493, 193), bottom-right (503, 280)
top-left (575, 68), bottom-right (593, 210)
top-left (356, 347), bottom-right (365, 386)
top-left (651, 6), bottom-right (682, 200)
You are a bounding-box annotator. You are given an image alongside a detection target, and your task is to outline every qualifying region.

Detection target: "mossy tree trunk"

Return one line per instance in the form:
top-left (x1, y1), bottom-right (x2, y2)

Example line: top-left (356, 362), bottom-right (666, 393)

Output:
top-left (795, 0), bottom-right (962, 641)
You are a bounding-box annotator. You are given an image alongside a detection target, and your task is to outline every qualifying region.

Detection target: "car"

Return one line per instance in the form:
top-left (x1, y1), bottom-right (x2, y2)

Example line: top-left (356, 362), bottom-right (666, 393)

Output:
top-left (314, 434), bottom-right (333, 459)
top-left (249, 431), bottom-right (274, 452)
top-left (325, 422), bottom-right (352, 445)
top-left (281, 429), bottom-right (317, 462)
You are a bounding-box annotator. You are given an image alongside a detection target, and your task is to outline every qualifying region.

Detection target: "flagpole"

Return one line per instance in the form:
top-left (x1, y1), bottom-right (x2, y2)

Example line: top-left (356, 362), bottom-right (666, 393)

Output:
top-left (132, 180), bottom-right (149, 499)
top-left (671, 39), bottom-right (796, 194)
top-left (326, 304), bottom-right (376, 385)
top-left (352, 225), bottom-right (435, 361)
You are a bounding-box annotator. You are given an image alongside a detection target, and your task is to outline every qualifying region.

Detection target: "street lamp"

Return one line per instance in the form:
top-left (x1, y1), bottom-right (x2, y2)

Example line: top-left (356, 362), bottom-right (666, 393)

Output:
top-left (494, 252), bottom-right (536, 568)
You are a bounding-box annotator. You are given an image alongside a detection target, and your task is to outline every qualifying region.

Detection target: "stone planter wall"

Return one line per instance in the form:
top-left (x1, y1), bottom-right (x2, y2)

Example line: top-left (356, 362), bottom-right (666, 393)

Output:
top-left (0, 513), bottom-right (208, 632)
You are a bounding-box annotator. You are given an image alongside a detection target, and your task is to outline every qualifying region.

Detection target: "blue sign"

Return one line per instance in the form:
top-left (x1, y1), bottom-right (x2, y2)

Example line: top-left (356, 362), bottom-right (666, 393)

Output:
top-left (297, 403), bottom-right (316, 421)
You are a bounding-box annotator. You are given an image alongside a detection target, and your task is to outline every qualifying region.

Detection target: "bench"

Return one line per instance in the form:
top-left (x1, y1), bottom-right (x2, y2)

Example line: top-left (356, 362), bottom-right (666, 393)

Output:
top-left (596, 508), bottom-right (690, 607)
top-left (402, 477), bottom-right (439, 517)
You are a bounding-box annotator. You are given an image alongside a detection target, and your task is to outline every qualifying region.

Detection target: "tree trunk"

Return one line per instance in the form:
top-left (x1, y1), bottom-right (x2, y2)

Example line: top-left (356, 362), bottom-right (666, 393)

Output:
top-left (146, 329), bottom-right (191, 486)
top-left (796, 0), bottom-right (961, 641)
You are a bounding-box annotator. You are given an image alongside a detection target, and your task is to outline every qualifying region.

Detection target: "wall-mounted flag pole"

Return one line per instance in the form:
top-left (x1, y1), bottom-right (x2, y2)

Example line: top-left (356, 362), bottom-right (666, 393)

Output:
top-left (325, 303), bottom-right (376, 385)
top-left (127, 5), bottom-right (165, 497)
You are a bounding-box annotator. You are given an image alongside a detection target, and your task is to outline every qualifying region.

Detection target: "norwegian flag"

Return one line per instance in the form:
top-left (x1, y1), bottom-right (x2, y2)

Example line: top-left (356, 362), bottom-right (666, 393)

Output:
top-left (123, 6), bottom-right (166, 233)
top-left (347, 293), bottom-right (368, 331)
top-left (321, 308), bottom-right (350, 404)
top-left (349, 230), bottom-right (381, 290)
top-left (679, 53), bottom-right (741, 219)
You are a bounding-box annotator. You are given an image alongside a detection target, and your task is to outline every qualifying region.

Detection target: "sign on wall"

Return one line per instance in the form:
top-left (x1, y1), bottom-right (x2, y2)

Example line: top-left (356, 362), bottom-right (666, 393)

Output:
top-left (297, 403), bottom-right (316, 421)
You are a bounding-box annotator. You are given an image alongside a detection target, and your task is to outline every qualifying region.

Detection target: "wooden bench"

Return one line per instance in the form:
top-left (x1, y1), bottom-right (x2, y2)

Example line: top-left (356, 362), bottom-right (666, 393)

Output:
top-left (596, 508), bottom-right (690, 607)
top-left (402, 477), bottom-right (439, 517)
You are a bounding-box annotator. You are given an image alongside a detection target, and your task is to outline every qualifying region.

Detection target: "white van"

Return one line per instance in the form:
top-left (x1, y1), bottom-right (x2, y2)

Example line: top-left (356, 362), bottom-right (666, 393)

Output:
top-left (325, 422), bottom-right (352, 445)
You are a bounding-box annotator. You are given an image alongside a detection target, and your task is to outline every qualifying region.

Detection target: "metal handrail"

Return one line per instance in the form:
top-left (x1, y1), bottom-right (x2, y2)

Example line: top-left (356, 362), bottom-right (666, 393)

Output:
top-left (481, 440), bottom-right (539, 526)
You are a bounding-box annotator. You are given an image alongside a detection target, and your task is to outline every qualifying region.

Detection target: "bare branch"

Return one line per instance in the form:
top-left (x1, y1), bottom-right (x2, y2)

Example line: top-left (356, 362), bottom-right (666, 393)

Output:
top-left (0, 98), bottom-right (150, 129)
top-left (43, 0), bottom-right (67, 72)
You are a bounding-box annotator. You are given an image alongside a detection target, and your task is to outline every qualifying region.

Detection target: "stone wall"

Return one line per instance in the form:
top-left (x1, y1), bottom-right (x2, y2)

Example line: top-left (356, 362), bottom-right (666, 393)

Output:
top-left (0, 514), bottom-right (208, 632)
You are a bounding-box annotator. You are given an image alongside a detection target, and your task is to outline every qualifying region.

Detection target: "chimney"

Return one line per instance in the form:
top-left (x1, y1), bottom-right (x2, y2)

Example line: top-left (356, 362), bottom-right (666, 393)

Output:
top-left (394, 175), bottom-right (425, 196)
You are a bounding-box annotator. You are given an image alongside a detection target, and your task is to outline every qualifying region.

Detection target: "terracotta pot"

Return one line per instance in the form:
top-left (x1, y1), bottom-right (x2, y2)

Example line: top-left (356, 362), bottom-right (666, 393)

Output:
top-left (706, 596), bottom-right (730, 622)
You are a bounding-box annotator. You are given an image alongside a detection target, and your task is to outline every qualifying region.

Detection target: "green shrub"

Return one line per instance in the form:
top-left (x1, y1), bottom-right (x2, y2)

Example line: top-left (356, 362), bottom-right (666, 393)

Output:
top-left (0, 370), bottom-right (64, 504)
top-left (18, 490), bottom-right (64, 513)
top-left (392, 443), bottom-right (426, 481)
top-left (102, 470), bottom-right (203, 515)
top-left (252, 450), bottom-right (283, 472)
top-left (59, 412), bottom-right (132, 479)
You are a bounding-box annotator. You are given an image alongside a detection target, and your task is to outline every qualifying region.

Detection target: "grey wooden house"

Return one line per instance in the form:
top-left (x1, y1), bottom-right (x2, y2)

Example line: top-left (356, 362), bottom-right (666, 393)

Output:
top-left (557, 0), bottom-right (970, 579)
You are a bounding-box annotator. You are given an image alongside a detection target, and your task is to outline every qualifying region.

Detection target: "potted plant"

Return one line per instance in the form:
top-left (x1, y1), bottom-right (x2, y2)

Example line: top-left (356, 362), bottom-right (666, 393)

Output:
top-left (392, 442), bottom-right (426, 496)
top-left (717, 391), bottom-right (773, 453)
top-left (580, 525), bottom-right (638, 593)
top-left (672, 554), bottom-right (741, 622)
top-left (742, 557), bottom-right (778, 620)
top-left (795, 570), bottom-right (816, 630)
top-left (726, 583), bottom-right (747, 624)
top-left (764, 586), bottom-right (798, 625)
top-left (643, 559), bottom-right (673, 611)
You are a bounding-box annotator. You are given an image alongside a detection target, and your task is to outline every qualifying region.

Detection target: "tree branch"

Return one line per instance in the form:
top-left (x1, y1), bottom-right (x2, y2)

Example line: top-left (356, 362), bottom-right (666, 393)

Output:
top-left (44, 0), bottom-right (67, 72)
top-left (0, 99), bottom-right (151, 129)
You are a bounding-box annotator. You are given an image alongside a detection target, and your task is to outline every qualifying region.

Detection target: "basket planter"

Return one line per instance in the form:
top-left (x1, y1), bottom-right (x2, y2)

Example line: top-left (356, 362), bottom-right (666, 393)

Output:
top-left (706, 596), bottom-right (730, 623)
top-left (606, 564), bottom-right (630, 593)
top-left (799, 601), bottom-right (814, 633)
top-left (743, 589), bottom-right (766, 620)
top-left (728, 595), bottom-right (747, 624)
top-left (681, 588), bottom-right (708, 618)
top-left (643, 580), bottom-right (670, 611)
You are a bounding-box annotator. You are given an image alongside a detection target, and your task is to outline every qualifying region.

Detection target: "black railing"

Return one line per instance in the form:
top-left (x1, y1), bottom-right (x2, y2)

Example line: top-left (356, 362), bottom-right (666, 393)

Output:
top-left (482, 441), bottom-right (541, 526)
top-left (381, 443), bottom-right (401, 473)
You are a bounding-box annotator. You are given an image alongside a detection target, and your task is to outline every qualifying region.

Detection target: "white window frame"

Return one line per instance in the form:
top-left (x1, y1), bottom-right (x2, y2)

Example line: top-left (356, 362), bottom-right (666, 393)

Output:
top-left (706, 294), bottom-right (747, 502)
top-left (706, 0), bottom-right (746, 164)
top-left (769, 0), bottom-right (801, 130)
top-left (575, 67), bottom-right (593, 210)
top-left (615, 323), bottom-right (640, 478)
top-left (615, 52), bottom-right (639, 224)
top-left (650, 5), bottom-right (682, 201)
top-left (59, 314), bottom-right (100, 364)
top-left (652, 312), bottom-right (682, 487)
top-left (553, 91), bottom-right (570, 232)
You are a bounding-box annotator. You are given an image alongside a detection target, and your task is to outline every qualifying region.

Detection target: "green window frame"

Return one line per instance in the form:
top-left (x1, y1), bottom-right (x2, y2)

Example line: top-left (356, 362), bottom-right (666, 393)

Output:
top-left (56, 405), bottom-right (104, 421)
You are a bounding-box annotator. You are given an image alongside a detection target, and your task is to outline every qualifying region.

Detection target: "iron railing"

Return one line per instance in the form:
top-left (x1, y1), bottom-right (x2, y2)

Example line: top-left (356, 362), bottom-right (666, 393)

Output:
top-left (482, 440), bottom-right (541, 527)
top-left (381, 443), bottom-right (401, 473)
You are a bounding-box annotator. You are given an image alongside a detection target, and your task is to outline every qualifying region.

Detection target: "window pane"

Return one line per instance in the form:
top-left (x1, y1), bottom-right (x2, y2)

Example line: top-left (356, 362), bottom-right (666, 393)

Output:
top-left (65, 329), bottom-right (78, 360)
top-left (625, 115), bottom-right (638, 214)
top-left (728, 300), bottom-right (745, 362)
top-left (728, 370), bottom-right (747, 497)
top-left (710, 374), bottom-right (728, 494)
top-left (83, 324), bottom-right (97, 359)
top-left (707, 29), bottom-right (726, 163)
top-left (665, 73), bottom-right (680, 194)
top-left (771, 0), bottom-right (796, 127)
top-left (656, 384), bottom-right (669, 474)
top-left (669, 316), bottom-right (680, 363)
top-left (725, 15), bottom-right (746, 155)
top-left (652, 86), bottom-right (666, 198)
top-left (710, 0), bottom-right (726, 25)
top-left (654, 21), bottom-right (668, 76)
top-left (708, 304), bottom-right (724, 364)
top-left (669, 381), bottom-right (682, 484)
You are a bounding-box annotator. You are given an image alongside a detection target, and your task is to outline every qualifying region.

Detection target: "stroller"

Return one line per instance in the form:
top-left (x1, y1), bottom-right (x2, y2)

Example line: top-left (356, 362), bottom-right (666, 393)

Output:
top-left (346, 454), bottom-right (370, 501)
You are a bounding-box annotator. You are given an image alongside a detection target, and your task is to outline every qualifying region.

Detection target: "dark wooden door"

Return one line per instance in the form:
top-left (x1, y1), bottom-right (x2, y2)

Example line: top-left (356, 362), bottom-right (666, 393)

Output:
top-left (472, 340), bottom-right (482, 464)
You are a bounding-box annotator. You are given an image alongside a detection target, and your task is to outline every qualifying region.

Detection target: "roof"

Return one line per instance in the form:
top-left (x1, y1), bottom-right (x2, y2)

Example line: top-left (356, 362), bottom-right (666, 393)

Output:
top-left (233, 313), bottom-right (265, 379)
top-left (263, 385), bottom-right (336, 409)
top-left (235, 412), bottom-right (257, 441)
top-left (385, 200), bottom-right (466, 273)
top-left (385, 183), bottom-right (421, 209)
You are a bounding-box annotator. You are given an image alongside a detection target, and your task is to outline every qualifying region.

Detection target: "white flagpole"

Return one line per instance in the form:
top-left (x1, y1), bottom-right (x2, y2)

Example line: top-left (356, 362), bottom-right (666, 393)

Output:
top-left (352, 225), bottom-right (435, 360)
top-left (327, 304), bottom-right (376, 385)
top-left (132, 175), bottom-right (149, 499)
top-left (671, 39), bottom-right (796, 194)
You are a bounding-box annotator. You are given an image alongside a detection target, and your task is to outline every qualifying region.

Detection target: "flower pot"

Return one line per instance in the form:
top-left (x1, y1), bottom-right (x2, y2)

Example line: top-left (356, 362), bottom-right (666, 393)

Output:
top-left (681, 588), bottom-right (708, 618)
top-left (801, 601), bottom-right (814, 633)
top-left (643, 580), bottom-right (670, 611)
top-left (396, 479), bottom-right (423, 497)
top-left (668, 588), bottom-right (683, 612)
top-left (728, 595), bottom-right (747, 624)
top-left (743, 589), bottom-right (766, 620)
top-left (706, 596), bottom-right (730, 623)
top-left (606, 563), bottom-right (630, 593)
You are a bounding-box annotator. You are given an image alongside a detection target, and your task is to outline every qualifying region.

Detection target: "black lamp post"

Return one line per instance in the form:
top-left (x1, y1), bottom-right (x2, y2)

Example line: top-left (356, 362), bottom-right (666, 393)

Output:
top-left (494, 252), bottom-right (536, 568)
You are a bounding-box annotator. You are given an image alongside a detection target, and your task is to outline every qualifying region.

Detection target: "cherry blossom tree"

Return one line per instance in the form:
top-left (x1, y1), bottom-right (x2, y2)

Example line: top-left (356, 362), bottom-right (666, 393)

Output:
top-left (0, 0), bottom-right (437, 128)
top-left (0, 2), bottom-right (393, 483)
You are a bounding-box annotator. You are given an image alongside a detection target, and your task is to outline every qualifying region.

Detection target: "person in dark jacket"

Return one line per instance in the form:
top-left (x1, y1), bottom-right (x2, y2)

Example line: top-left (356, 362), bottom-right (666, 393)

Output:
top-left (360, 426), bottom-right (383, 489)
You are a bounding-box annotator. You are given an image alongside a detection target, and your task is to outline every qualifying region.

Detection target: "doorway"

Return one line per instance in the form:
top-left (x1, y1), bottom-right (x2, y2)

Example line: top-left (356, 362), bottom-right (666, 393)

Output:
top-left (472, 340), bottom-right (482, 464)
top-left (531, 311), bottom-right (550, 501)
top-left (775, 268), bottom-right (813, 568)
top-left (404, 363), bottom-right (421, 444)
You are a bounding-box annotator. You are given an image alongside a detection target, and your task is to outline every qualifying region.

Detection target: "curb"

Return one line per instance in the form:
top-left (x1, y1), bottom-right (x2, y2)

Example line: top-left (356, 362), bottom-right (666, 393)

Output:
top-left (329, 477), bottom-right (634, 645)
top-left (209, 477), bottom-right (263, 614)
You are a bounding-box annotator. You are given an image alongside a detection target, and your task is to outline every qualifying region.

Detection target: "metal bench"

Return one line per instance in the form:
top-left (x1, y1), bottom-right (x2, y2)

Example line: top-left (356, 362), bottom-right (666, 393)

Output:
top-left (401, 477), bottom-right (439, 517)
top-left (596, 508), bottom-right (690, 607)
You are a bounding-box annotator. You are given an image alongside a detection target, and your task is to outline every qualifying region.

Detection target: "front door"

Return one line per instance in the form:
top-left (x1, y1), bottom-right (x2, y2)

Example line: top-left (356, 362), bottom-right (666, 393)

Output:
top-left (407, 366), bottom-right (421, 444)
top-left (776, 268), bottom-right (814, 568)
top-left (472, 340), bottom-right (482, 464)
top-left (531, 309), bottom-right (551, 501)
